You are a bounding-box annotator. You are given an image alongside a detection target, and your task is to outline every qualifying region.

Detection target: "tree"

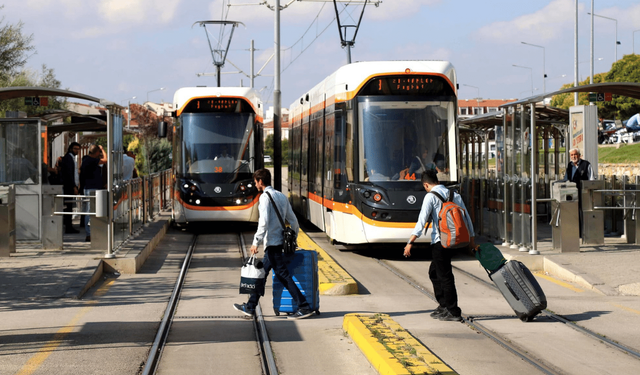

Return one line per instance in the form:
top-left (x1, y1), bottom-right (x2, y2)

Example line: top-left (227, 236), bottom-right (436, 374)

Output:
top-left (0, 8), bottom-right (34, 80)
top-left (550, 54), bottom-right (640, 120)
top-left (264, 133), bottom-right (289, 164)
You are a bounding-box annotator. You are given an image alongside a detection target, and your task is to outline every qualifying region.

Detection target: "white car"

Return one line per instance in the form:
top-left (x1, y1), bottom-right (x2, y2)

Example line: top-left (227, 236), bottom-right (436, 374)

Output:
top-left (264, 155), bottom-right (273, 163)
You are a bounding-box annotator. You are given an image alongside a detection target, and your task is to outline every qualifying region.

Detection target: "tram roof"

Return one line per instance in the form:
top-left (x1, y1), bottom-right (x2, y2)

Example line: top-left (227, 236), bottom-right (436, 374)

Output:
top-left (500, 82), bottom-right (640, 107)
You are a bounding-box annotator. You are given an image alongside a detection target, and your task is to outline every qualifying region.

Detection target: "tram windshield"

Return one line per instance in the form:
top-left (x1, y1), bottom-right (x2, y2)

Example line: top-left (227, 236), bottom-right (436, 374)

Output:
top-left (180, 112), bottom-right (255, 183)
top-left (358, 97), bottom-right (454, 183)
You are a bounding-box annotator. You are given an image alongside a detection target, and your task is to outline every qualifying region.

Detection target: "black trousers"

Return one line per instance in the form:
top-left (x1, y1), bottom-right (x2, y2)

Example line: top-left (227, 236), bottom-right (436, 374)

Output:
top-left (428, 241), bottom-right (461, 316)
top-left (247, 246), bottom-right (310, 311)
top-left (63, 200), bottom-right (74, 229)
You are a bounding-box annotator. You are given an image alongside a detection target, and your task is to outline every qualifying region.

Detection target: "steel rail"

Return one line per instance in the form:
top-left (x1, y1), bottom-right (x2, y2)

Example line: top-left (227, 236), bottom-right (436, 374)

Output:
top-left (451, 263), bottom-right (640, 361)
top-left (239, 234), bottom-right (278, 375)
top-left (142, 234), bottom-right (198, 375)
top-left (378, 259), bottom-right (561, 375)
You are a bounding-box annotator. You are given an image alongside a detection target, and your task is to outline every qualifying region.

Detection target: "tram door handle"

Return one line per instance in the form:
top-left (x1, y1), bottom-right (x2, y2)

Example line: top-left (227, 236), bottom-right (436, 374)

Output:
top-left (327, 171), bottom-right (332, 181)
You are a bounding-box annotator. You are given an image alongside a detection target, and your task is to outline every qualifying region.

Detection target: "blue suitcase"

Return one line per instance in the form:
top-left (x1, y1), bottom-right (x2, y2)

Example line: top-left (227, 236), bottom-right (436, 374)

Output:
top-left (272, 249), bottom-right (320, 316)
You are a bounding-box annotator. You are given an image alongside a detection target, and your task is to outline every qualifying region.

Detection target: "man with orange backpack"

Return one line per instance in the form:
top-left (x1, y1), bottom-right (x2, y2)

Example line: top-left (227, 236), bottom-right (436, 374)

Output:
top-left (403, 169), bottom-right (475, 322)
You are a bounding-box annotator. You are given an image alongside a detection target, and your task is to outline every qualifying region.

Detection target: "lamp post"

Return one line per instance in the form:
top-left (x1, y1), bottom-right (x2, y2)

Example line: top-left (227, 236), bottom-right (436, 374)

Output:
top-left (634, 29), bottom-right (640, 55)
top-left (521, 41), bottom-right (546, 94)
top-left (588, 12), bottom-right (619, 62)
top-left (146, 87), bottom-right (165, 103)
top-left (513, 64), bottom-right (534, 96)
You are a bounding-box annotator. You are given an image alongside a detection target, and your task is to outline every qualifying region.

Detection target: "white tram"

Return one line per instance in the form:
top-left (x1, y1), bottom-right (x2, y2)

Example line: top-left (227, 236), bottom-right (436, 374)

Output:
top-left (287, 61), bottom-right (459, 244)
top-left (166, 87), bottom-right (264, 225)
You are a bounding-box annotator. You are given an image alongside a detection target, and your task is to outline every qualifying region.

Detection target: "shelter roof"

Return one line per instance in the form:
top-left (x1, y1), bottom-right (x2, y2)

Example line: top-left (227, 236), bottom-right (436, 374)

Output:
top-left (501, 82), bottom-right (640, 107)
top-left (459, 104), bottom-right (569, 132)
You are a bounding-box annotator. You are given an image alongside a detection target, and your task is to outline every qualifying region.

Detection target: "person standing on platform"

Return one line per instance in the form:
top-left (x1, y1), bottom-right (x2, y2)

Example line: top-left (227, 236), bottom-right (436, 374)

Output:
top-left (80, 145), bottom-right (107, 242)
top-left (122, 147), bottom-right (135, 180)
top-left (403, 169), bottom-right (475, 322)
top-left (564, 148), bottom-right (596, 238)
top-left (233, 168), bottom-right (314, 320)
top-left (60, 142), bottom-right (81, 233)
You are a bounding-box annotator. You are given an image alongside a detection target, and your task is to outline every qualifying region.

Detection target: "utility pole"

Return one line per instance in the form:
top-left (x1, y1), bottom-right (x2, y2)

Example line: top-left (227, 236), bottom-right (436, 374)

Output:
top-left (274, 0), bottom-right (282, 191)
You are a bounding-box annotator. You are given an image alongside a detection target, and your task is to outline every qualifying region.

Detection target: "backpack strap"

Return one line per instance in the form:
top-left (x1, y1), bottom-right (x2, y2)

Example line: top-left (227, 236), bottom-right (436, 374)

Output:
top-left (424, 191), bottom-right (445, 235)
top-left (265, 191), bottom-right (286, 230)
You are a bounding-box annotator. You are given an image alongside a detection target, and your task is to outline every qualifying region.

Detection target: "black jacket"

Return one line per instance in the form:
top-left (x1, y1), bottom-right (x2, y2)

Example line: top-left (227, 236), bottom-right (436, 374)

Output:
top-left (565, 159), bottom-right (592, 189)
top-left (60, 152), bottom-right (77, 195)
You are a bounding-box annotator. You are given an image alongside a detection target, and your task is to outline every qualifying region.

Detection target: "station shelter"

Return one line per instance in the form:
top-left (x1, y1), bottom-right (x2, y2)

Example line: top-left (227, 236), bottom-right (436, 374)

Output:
top-left (0, 87), bottom-right (128, 257)
top-left (457, 82), bottom-right (640, 254)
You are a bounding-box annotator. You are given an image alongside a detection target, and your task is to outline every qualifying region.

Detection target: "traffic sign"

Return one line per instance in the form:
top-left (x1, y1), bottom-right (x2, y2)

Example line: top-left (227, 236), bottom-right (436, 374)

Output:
top-left (23, 97), bottom-right (49, 106)
top-left (588, 92), bottom-right (611, 102)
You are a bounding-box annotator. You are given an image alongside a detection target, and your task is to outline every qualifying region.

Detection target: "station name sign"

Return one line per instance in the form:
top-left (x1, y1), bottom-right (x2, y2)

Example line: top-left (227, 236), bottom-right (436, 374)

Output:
top-left (24, 97), bottom-right (49, 106)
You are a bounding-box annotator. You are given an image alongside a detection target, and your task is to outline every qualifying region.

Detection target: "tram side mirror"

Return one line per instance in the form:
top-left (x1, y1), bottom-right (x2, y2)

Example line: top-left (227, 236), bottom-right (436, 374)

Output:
top-left (158, 121), bottom-right (168, 138)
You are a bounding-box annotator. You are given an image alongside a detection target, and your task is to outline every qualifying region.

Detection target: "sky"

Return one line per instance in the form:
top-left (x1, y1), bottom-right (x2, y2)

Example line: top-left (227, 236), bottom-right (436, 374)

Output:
top-left (5, 0), bottom-right (640, 111)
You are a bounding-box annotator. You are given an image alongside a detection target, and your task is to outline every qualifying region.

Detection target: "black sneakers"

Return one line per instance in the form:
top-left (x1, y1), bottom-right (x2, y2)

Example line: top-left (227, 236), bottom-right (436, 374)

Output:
top-left (438, 310), bottom-right (463, 322)
top-left (233, 303), bottom-right (255, 317)
top-left (288, 308), bottom-right (314, 320)
top-left (430, 306), bottom-right (446, 318)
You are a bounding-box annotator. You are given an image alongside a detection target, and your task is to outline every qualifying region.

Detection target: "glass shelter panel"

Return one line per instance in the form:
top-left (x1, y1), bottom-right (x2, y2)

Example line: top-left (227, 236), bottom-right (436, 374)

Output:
top-left (0, 121), bottom-right (40, 185)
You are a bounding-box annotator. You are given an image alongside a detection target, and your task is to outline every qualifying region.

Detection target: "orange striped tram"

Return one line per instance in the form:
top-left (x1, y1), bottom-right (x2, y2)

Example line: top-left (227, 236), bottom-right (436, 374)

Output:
top-left (161, 87), bottom-right (264, 226)
top-left (287, 61), bottom-right (459, 244)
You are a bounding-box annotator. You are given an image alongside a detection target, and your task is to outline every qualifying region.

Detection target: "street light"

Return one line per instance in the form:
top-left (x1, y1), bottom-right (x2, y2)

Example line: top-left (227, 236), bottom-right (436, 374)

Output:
top-left (588, 12), bottom-right (619, 61)
top-left (634, 29), bottom-right (640, 55)
top-left (513, 64), bottom-right (534, 96)
top-left (146, 87), bottom-right (165, 103)
top-left (521, 42), bottom-right (546, 93)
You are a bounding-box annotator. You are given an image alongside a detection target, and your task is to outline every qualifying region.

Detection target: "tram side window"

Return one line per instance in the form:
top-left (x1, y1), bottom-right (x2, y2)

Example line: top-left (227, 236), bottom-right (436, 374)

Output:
top-left (345, 106), bottom-right (355, 182)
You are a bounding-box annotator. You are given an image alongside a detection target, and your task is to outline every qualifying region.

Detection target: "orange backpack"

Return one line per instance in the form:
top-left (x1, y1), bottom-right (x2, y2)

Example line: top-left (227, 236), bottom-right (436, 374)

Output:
top-left (429, 191), bottom-right (471, 248)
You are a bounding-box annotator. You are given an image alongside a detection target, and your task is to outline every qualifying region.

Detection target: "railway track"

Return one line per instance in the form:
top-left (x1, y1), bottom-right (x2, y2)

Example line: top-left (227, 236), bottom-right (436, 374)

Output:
top-left (141, 233), bottom-right (278, 375)
top-left (377, 258), bottom-right (640, 375)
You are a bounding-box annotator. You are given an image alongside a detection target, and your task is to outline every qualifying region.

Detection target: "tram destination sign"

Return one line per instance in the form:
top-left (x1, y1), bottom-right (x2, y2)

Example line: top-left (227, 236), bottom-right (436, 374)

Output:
top-left (24, 97), bottom-right (49, 106)
top-left (588, 92), bottom-right (612, 102)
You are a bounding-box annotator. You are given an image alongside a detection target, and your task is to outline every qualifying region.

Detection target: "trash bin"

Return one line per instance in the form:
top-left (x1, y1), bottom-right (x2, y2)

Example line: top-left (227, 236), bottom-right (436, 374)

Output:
top-left (0, 185), bottom-right (16, 256)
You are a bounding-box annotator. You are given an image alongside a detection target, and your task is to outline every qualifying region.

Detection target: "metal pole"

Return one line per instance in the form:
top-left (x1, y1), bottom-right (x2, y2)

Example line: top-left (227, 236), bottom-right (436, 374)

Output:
top-left (530, 103), bottom-right (539, 255)
top-left (250, 40), bottom-right (255, 88)
top-left (105, 107), bottom-right (114, 258)
top-left (274, 0), bottom-right (282, 191)
top-left (574, 0), bottom-right (579, 106)
top-left (590, 1), bottom-right (594, 86)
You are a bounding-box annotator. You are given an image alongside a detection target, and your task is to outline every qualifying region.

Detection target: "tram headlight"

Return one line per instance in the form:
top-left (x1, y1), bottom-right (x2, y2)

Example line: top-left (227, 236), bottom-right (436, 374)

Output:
top-left (183, 183), bottom-right (189, 189)
top-left (195, 199), bottom-right (201, 205)
top-left (236, 199), bottom-right (242, 204)
top-left (373, 193), bottom-right (382, 202)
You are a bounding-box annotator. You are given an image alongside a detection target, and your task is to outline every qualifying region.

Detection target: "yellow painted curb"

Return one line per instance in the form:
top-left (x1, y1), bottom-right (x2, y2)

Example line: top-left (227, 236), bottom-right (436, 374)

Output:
top-left (343, 313), bottom-right (458, 375)
top-left (298, 230), bottom-right (358, 295)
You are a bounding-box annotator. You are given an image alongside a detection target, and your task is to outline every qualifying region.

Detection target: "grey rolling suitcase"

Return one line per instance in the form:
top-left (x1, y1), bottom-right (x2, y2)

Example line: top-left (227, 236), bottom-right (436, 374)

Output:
top-left (490, 260), bottom-right (547, 322)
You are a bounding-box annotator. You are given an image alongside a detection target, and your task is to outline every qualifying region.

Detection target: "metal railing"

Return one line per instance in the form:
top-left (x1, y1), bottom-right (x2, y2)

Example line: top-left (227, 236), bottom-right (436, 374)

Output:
top-left (55, 169), bottom-right (172, 253)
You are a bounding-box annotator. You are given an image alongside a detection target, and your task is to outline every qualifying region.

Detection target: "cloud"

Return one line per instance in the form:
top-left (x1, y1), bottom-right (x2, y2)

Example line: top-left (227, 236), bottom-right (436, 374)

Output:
top-left (476, 0), bottom-right (582, 43)
top-left (99, 0), bottom-right (182, 24)
top-left (366, 0), bottom-right (441, 21)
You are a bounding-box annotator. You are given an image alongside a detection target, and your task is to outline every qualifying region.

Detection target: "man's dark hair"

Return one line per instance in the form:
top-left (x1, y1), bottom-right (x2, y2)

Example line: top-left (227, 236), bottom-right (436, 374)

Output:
top-left (421, 169), bottom-right (439, 185)
top-left (253, 168), bottom-right (271, 186)
top-left (67, 142), bottom-right (81, 153)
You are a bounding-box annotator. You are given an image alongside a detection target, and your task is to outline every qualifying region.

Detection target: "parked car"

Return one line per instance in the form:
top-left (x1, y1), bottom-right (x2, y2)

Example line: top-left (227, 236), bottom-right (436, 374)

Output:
top-left (264, 155), bottom-right (273, 163)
